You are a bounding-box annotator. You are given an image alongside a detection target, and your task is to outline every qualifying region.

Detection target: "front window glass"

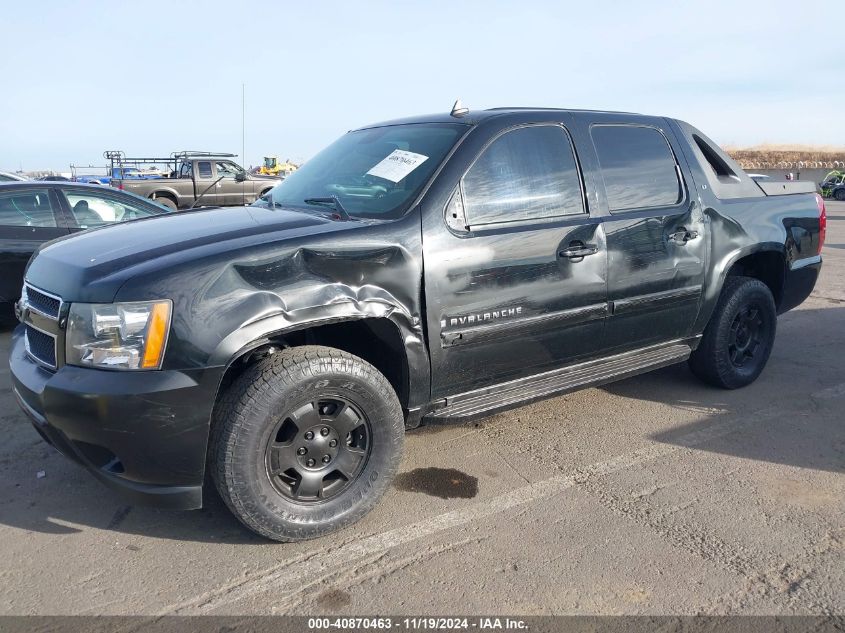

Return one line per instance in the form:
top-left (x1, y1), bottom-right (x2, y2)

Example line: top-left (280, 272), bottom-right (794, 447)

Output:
top-left (260, 122), bottom-right (467, 219)
top-left (63, 191), bottom-right (166, 228)
top-left (215, 161), bottom-right (242, 179)
top-left (462, 125), bottom-right (585, 225)
top-left (0, 188), bottom-right (57, 227)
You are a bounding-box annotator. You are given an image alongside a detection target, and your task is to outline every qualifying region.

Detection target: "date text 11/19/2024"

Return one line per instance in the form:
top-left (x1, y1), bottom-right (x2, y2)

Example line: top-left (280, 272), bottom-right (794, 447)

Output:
top-left (306, 617), bottom-right (528, 630)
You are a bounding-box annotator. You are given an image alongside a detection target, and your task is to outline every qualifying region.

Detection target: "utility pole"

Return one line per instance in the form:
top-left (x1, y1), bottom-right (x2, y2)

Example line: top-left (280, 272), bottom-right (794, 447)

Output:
top-left (242, 82), bottom-right (246, 205)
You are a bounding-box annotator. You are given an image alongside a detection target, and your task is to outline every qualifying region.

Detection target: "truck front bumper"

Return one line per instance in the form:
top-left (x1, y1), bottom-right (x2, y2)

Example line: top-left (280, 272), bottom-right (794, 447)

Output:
top-left (9, 325), bottom-right (223, 510)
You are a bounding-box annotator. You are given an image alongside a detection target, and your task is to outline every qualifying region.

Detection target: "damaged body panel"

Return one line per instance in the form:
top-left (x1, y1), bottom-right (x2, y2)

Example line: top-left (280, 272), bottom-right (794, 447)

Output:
top-left (9, 108), bottom-right (823, 517)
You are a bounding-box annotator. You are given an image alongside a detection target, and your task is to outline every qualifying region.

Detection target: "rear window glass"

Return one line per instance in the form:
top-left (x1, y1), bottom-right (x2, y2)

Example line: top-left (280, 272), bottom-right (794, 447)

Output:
top-left (0, 189), bottom-right (57, 227)
top-left (591, 125), bottom-right (681, 211)
top-left (197, 162), bottom-right (212, 178)
top-left (462, 125), bottom-right (585, 225)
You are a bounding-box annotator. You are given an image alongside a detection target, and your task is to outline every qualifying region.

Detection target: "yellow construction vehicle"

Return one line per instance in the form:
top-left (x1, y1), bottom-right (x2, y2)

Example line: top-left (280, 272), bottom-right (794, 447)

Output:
top-left (259, 156), bottom-right (298, 178)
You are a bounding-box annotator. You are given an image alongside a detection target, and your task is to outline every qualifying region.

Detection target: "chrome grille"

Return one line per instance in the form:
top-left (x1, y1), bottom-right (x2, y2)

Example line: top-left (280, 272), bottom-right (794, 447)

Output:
top-left (24, 283), bottom-right (62, 320)
top-left (24, 324), bottom-right (57, 369)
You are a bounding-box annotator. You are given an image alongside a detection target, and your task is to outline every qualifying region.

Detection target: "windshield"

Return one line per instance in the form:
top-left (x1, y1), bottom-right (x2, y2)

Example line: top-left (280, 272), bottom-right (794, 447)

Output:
top-left (259, 122), bottom-right (467, 219)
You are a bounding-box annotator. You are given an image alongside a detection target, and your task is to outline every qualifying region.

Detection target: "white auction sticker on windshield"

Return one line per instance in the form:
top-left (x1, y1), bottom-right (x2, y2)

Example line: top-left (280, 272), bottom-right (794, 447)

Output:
top-left (366, 150), bottom-right (429, 183)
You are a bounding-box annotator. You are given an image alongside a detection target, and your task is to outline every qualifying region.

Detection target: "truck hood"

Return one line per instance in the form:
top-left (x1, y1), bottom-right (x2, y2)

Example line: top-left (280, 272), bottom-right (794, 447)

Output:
top-left (25, 205), bottom-right (358, 303)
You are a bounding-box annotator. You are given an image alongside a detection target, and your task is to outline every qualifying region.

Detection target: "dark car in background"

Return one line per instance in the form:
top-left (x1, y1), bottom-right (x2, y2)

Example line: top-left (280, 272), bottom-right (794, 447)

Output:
top-left (0, 182), bottom-right (171, 314)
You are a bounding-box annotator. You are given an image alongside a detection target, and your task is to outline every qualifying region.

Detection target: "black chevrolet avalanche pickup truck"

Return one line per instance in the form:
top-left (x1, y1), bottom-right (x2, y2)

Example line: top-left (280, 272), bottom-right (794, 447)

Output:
top-left (10, 107), bottom-right (826, 541)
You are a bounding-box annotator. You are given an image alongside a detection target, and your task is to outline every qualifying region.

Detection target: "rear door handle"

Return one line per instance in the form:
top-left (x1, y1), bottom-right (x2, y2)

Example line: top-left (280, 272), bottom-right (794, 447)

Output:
top-left (559, 243), bottom-right (599, 259)
top-left (667, 229), bottom-right (700, 243)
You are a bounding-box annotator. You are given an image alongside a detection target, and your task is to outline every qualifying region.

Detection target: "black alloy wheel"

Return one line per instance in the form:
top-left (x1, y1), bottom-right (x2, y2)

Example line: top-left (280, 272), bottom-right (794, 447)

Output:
top-left (727, 304), bottom-right (766, 368)
top-left (265, 398), bottom-right (372, 502)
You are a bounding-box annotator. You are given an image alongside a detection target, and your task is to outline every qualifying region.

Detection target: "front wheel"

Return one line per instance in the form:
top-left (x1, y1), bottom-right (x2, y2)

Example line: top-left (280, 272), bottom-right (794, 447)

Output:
top-left (689, 276), bottom-right (777, 389)
top-left (210, 345), bottom-right (404, 541)
top-left (835, 189), bottom-right (845, 202)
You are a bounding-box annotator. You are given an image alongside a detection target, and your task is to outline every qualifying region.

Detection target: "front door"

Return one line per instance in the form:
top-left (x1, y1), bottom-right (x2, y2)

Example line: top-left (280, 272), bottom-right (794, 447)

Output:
top-left (216, 160), bottom-right (249, 206)
top-left (582, 117), bottom-right (706, 352)
top-left (423, 121), bottom-right (609, 398)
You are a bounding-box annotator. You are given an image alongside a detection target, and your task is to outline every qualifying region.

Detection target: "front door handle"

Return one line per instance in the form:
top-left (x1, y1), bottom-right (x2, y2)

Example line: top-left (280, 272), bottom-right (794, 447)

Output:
top-left (667, 228), bottom-right (700, 243)
top-left (559, 242), bottom-right (599, 259)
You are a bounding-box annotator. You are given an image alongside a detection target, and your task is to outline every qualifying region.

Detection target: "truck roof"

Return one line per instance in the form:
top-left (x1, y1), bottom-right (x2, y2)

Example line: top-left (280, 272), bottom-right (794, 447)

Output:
top-left (356, 107), bottom-right (645, 130)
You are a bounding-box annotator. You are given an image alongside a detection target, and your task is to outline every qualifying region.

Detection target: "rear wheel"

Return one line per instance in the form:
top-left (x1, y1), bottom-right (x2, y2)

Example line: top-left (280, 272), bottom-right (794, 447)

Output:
top-left (210, 345), bottom-right (404, 541)
top-left (152, 195), bottom-right (177, 211)
top-left (835, 189), bottom-right (845, 201)
top-left (689, 276), bottom-right (777, 389)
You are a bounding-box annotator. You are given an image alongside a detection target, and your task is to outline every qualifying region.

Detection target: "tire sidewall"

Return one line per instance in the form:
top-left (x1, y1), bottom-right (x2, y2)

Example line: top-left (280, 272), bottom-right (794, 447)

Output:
top-left (225, 356), bottom-right (403, 538)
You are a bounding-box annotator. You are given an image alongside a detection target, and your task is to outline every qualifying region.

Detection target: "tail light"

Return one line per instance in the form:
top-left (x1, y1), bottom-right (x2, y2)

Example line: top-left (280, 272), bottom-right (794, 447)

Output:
top-left (815, 193), bottom-right (826, 254)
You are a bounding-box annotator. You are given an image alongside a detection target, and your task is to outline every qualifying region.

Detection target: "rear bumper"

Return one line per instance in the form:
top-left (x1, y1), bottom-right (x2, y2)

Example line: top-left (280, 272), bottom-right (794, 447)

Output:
top-left (9, 326), bottom-right (223, 510)
top-left (780, 255), bottom-right (822, 314)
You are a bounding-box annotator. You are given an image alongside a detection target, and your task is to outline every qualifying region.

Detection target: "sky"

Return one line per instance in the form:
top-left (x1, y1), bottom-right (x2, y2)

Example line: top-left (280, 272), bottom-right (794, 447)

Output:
top-left (1, 0), bottom-right (842, 172)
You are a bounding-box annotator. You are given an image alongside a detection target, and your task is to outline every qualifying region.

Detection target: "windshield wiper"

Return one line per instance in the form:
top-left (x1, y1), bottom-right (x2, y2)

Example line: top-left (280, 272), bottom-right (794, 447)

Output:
top-left (303, 196), bottom-right (351, 221)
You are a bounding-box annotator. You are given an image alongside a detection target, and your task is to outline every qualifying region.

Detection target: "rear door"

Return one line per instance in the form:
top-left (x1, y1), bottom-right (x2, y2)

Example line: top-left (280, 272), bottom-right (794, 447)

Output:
top-left (422, 119), bottom-right (609, 397)
top-left (576, 115), bottom-right (706, 352)
top-left (193, 160), bottom-right (222, 206)
top-left (0, 186), bottom-right (68, 303)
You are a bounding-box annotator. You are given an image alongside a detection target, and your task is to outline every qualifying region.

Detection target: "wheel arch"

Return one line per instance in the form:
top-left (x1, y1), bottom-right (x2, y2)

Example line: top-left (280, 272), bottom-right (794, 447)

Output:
top-left (694, 242), bottom-right (786, 333)
top-left (723, 248), bottom-right (786, 308)
top-left (149, 189), bottom-right (179, 203)
top-left (210, 314), bottom-right (426, 422)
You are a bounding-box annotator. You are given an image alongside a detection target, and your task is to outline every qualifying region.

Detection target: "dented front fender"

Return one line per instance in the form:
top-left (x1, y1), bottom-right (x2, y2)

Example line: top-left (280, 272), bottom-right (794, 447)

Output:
top-left (114, 209), bottom-right (430, 409)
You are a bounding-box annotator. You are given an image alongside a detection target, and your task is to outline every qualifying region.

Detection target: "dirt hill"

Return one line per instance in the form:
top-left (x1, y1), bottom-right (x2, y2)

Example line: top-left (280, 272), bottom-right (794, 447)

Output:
top-left (724, 144), bottom-right (845, 170)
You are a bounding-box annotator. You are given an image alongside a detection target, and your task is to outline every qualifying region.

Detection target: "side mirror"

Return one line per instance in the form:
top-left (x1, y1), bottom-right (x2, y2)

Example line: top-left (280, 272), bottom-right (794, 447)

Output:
top-left (235, 171), bottom-right (247, 182)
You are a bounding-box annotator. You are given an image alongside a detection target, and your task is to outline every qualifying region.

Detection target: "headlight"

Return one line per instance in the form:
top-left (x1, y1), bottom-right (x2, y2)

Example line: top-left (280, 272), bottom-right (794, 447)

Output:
top-left (66, 300), bottom-right (172, 370)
